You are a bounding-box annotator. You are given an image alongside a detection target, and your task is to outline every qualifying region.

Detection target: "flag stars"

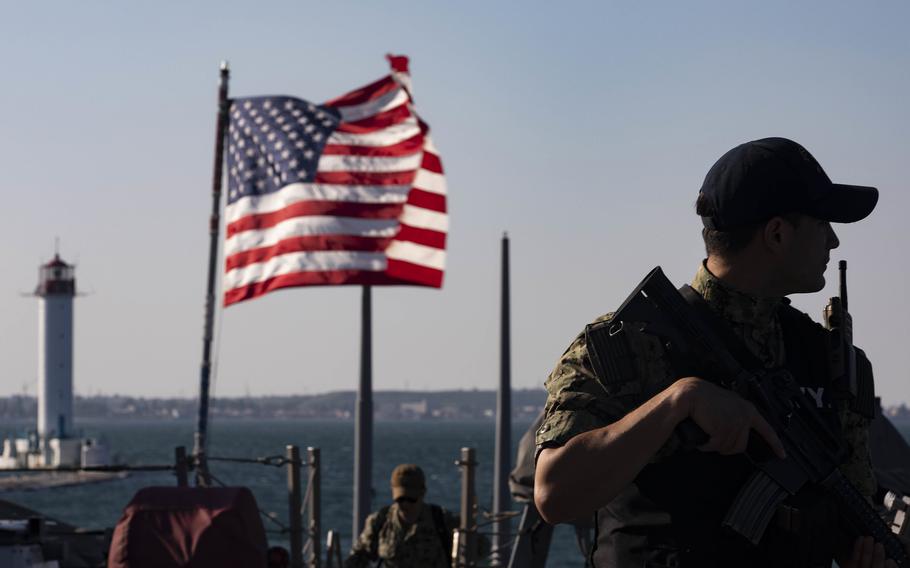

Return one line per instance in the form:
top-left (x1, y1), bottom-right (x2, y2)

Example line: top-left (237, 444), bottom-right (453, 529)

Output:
top-left (227, 96), bottom-right (340, 200)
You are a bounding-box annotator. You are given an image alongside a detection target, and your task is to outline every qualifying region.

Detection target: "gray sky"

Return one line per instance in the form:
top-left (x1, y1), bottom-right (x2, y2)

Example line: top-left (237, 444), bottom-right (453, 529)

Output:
top-left (1, 2), bottom-right (908, 403)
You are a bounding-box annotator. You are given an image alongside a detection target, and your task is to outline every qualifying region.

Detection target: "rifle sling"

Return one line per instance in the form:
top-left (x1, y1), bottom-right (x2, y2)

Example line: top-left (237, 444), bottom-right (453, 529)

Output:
top-left (677, 285), bottom-right (766, 372)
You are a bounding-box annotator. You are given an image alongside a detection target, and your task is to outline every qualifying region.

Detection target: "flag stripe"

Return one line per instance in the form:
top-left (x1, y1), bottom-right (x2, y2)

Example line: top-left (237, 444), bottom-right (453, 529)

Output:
top-left (316, 152), bottom-right (423, 173)
top-left (385, 240), bottom-right (446, 270)
top-left (224, 250), bottom-right (387, 292)
top-left (225, 183), bottom-right (410, 225)
top-left (321, 132), bottom-right (424, 157)
top-left (225, 216), bottom-right (399, 257)
top-left (326, 118), bottom-right (420, 147)
top-left (406, 188), bottom-right (447, 212)
top-left (224, 269), bottom-right (417, 306)
top-left (336, 88), bottom-right (410, 123)
top-left (386, 259), bottom-right (444, 288)
top-left (323, 75), bottom-right (398, 108)
top-left (333, 105), bottom-right (412, 134)
top-left (421, 152), bottom-right (443, 173)
top-left (398, 204), bottom-right (449, 232)
top-left (412, 169), bottom-right (447, 196)
top-left (225, 235), bottom-right (393, 272)
top-left (314, 170), bottom-right (417, 186)
top-left (227, 201), bottom-right (404, 238)
top-left (395, 224), bottom-right (447, 249)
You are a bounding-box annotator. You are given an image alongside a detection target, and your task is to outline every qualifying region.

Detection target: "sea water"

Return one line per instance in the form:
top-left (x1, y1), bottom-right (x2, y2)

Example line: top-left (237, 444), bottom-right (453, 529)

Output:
top-left (1, 419), bottom-right (584, 567)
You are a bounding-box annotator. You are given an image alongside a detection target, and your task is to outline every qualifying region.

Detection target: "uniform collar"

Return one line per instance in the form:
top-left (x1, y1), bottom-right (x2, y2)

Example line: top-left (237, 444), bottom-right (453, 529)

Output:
top-left (691, 261), bottom-right (784, 329)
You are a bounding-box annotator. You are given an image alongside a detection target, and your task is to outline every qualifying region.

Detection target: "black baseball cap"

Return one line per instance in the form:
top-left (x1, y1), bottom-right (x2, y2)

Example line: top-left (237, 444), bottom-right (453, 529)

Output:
top-left (698, 137), bottom-right (878, 231)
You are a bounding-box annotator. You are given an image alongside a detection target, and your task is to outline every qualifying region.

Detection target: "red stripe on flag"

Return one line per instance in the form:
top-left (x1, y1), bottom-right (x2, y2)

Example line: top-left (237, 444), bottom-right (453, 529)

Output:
top-left (314, 170), bottom-right (417, 186)
top-left (321, 133), bottom-right (424, 157)
top-left (386, 55), bottom-right (409, 74)
top-left (386, 258), bottom-right (444, 288)
top-left (394, 224), bottom-right (447, 249)
top-left (224, 268), bottom-right (435, 306)
top-left (225, 235), bottom-right (393, 271)
top-left (406, 188), bottom-right (446, 213)
top-left (334, 105), bottom-right (412, 134)
top-left (323, 76), bottom-right (398, 108)
top-left (421, 152), bottom-right (443, 173)
top-left (227, 201), bottom-right (404, 237)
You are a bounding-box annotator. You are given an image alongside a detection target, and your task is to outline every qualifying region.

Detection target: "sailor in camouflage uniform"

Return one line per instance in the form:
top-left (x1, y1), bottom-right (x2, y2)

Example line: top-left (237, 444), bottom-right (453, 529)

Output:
top-left (534, 138), bottom-right (890, 567)
top-left (344, 464), bottom-right (458, 568)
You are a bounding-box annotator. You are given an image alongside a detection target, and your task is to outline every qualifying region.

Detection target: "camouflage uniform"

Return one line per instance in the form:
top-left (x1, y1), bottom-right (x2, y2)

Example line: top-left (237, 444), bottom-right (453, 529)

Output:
top-left (537, 262), bottom-right (876, 497)
top-left (343, 502), bottom-right (458, 568)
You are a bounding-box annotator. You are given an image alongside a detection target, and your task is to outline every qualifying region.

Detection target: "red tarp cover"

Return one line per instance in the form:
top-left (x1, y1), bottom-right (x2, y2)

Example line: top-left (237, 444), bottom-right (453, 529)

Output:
top-left (107, 486), bottom-right (267, 568)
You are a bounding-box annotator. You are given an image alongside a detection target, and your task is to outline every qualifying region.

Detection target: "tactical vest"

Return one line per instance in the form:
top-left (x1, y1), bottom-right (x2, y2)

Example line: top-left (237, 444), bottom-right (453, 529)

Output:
top-left (589, 301), bottom-right (875, 568)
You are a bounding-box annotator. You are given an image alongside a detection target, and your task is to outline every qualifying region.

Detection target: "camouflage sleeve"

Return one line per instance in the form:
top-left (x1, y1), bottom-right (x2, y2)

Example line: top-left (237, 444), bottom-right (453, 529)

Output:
top-left (535, 314), bottom-right (633, 452)
top-left (838, 406), bottom-right (876, 498)
top-left (343, 511), bottom-right (382, 568)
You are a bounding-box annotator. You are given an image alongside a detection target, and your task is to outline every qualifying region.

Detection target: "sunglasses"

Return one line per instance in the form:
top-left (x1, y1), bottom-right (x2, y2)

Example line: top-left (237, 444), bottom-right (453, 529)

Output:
top-left (395, 496), bottom-right (418, 504)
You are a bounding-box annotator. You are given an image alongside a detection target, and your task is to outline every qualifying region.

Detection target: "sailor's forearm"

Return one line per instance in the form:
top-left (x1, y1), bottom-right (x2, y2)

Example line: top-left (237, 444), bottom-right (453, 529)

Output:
top-left (534, 382), bottom-right (689, 524)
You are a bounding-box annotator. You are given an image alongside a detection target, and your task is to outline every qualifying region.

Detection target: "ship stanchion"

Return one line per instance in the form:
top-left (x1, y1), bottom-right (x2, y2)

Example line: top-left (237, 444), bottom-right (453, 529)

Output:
top-left (287, 445), bottom-right (304, 568)
top-left (307, 447), bottom-right (322, 568)
top-left (175, 446), bottom-right (188, 487)
top-left (455, 447), bottom-right (479, 567)
top-left (325, 529), bottom-right (343, 568)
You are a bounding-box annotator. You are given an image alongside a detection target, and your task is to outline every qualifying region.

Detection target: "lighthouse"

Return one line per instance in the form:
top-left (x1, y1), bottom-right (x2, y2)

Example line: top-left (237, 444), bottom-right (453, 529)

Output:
top-left (35, 254), bottom-right (82, 467)
top-left (0, 253), bottom-right (111, 470)
top-left (36, 254), bottom-right (76, 442)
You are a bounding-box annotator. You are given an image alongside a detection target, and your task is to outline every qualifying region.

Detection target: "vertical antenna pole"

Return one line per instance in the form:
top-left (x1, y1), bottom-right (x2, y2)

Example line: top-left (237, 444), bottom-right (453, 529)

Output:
top-left (353, 286), bottom-right (373, 538)
top-left (193, 61), bottom-right (230, 486)
top-left (492, 232), bottom-right (512, 566)
top-left (839, 260), bottom-right (848, 312)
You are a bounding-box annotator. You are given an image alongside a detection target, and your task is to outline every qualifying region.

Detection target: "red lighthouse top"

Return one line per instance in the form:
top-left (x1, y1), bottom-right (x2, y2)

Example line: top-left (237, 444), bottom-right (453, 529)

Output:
top-left (36, 254), bottom-right (76, 296)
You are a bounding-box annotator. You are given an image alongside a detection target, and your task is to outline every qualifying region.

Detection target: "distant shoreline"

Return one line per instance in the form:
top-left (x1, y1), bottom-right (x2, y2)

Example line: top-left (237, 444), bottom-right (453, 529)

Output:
top-left (0, 389), bottom-right (547, 422)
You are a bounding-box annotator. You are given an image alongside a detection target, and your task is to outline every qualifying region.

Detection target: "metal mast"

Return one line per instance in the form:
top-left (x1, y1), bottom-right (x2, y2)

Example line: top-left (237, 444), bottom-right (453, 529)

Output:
top-left (193, 61), bottom-right (230, 486)
top-left (353, 285), bottom-right (373, 537)
top-left (492, 232), bottom-right (512, 565)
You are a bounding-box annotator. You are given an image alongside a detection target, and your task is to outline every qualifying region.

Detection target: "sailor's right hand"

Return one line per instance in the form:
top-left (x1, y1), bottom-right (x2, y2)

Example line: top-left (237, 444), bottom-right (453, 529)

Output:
top-left (671, 377), bottom-right (786, 459)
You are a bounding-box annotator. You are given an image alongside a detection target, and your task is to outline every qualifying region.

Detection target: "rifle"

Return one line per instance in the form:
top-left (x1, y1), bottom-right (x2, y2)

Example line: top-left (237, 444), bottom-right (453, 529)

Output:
top-left (585, 267), bottom-right (908, 565)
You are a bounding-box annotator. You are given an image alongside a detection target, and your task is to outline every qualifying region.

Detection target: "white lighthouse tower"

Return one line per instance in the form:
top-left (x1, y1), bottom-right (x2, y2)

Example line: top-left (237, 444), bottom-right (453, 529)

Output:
top-left (36, 254), bottom-right (76, 442)
top-left (0, 253), bottom-right (111, 470)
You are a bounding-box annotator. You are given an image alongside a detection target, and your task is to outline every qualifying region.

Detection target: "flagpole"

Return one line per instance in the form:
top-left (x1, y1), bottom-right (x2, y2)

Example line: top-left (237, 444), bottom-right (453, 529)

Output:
top-left (353, 285), bottom-right (373, 538)
top-left (193, 60), bottom-right (230, 487)
top-left (492, 232), bottom-right (512, 566)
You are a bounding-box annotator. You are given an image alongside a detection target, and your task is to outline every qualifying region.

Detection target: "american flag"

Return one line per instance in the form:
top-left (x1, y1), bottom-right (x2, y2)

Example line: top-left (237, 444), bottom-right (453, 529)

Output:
top-left (222, 55), bottom-right (447, 306)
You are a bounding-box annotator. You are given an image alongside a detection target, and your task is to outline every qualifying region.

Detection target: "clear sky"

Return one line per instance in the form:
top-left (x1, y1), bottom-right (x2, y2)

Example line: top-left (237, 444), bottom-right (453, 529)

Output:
top-left (1, 2), bottom-right (908, 403)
